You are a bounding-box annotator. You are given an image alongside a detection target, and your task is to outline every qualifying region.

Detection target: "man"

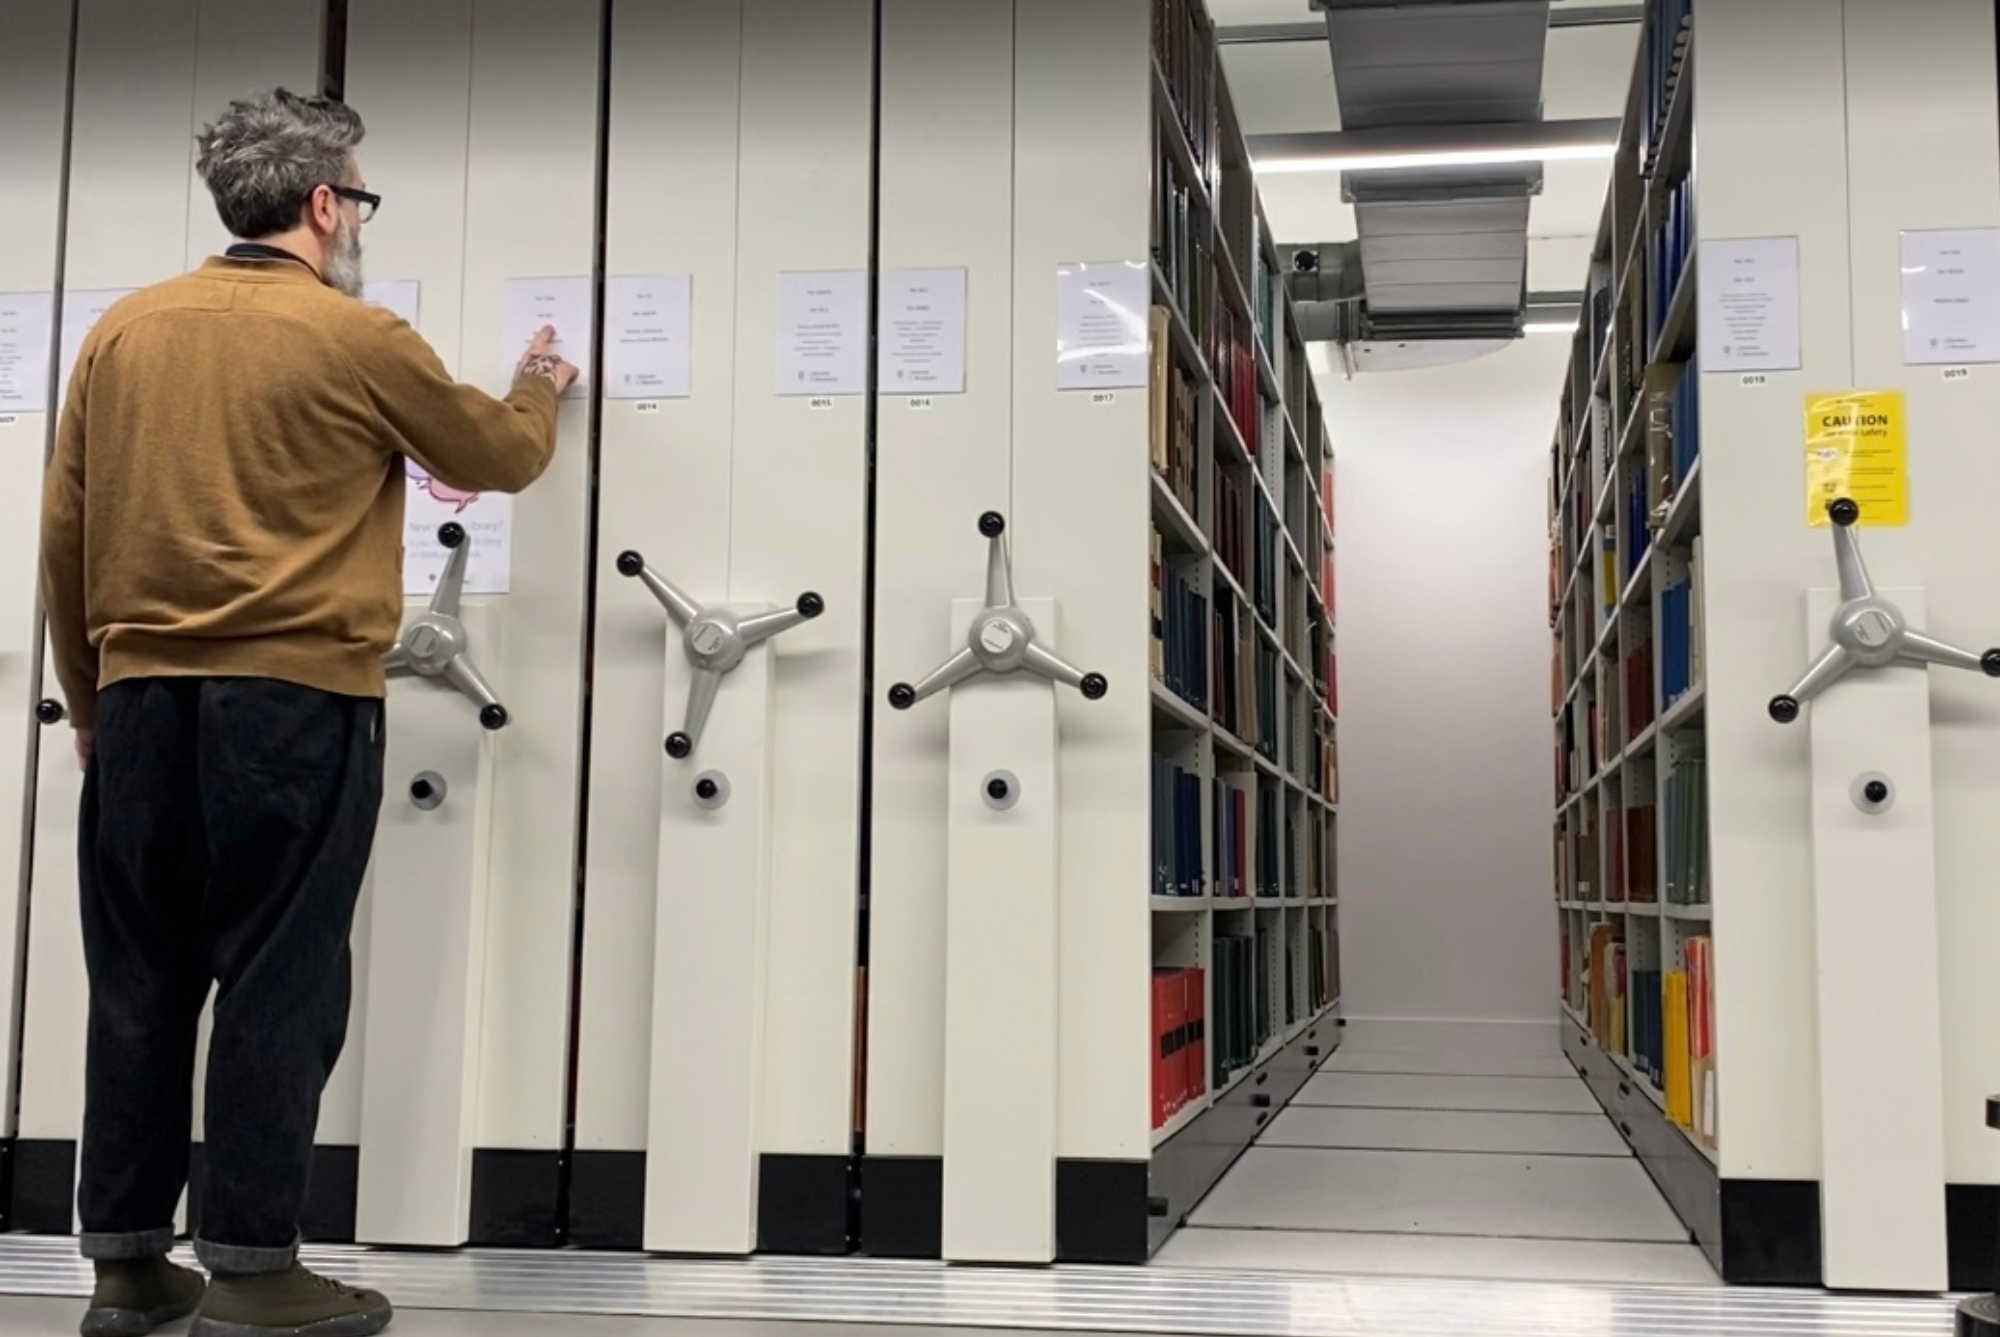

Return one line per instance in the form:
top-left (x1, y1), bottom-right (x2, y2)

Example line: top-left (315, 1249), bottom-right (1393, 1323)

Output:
top-left (40, 88), bottom-right (577, 1337)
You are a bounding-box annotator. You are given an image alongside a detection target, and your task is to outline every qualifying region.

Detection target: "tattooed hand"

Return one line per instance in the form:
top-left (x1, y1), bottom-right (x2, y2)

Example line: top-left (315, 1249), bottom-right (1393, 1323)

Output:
top-left (517, 325), bottom-right (580, 395)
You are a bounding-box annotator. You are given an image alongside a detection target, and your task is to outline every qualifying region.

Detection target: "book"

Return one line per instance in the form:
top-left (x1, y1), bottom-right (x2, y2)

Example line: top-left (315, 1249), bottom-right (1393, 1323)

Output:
top-left (1686, 935), bottom-right (1717, 1148)
top-left (1689, 535), bottom-right (1705, 686)
top-left (1151, 754), bottom-right (1205, 897)
top-left (1664, 970), bottom-right (1692, 1126)
top-left (1147, 306), bottom-right (1200, 516)
top-left (1149, 528), bottom-right (1165, 681)
top-left (1665, 747), bottom-right (1708, 904)
top-left (1626, 796), bottom-right (1658, 903)
top-left (1185, 967), bottom-right (1207, 1105)
top-left (1155, 551), bottom-right (1208, 710)
top-left (1152, 0), bottom-right (1217, 177)
top-left (1608, 943), bottom-right (1629, 1057)
top-left (1150, 970), bottom-right (1178, 1127)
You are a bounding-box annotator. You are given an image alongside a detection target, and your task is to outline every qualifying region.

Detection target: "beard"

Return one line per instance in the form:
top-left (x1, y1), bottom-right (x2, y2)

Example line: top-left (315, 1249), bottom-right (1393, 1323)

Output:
top-left (324, 213), bottom-right (365, 298)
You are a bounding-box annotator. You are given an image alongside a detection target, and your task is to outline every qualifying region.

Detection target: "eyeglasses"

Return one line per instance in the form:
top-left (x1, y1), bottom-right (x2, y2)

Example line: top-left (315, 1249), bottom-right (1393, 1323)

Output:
top-left (327, 184), bottom-right (381, 223)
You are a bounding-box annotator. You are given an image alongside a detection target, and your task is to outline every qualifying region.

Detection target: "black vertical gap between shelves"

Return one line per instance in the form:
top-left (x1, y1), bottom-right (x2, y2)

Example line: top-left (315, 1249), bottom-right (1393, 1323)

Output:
top-left (3, 0), bottom-right (82, 1229)
top-left (320, 0), bottom-right (348, 102)
top-left (838, 0), bottom-right (887, 1254)
top-left (549, 0), bottom-right (619, 1250)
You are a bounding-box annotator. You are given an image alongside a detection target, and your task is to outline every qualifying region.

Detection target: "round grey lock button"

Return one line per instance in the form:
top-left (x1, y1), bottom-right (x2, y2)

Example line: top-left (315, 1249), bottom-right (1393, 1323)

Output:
top-left (982, 770), bottom-right (1020, 810)
top-left (410, 771), bottom-right (447, 811)
top-left (694, 771), bottom-right (731, 810)
top-left (1851, 770), bottom-right (1895, 815)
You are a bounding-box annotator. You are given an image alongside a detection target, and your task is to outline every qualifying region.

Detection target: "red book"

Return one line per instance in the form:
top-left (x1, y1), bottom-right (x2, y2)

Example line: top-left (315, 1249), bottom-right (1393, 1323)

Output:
top-left (1185, 967), bottom-right (1207, 1102)
top-left (1150, 972), bottom-right (1172, 1128)
top-left (1162, 969), bottom-right (1190, 1118)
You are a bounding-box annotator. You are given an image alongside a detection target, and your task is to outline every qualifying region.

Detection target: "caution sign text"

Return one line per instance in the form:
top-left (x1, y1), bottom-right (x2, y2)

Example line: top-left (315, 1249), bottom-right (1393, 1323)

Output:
top-left (1804, 389), bottom-right (1909, 526)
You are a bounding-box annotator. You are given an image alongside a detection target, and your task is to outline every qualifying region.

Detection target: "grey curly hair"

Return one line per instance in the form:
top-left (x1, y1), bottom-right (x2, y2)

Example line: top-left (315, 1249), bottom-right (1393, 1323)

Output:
top-left (195, 88), bottom-right (366, 241)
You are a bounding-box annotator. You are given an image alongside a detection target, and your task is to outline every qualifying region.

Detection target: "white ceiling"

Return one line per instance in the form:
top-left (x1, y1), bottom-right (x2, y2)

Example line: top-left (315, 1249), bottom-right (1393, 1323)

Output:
top-left (1211, 0), bottom-right (1638, 296)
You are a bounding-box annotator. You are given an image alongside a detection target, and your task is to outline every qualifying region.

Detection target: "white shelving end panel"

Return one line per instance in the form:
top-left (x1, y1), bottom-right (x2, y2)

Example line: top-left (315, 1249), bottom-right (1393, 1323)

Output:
top-left (941, 597), bottom-right (1060, 1264)
top-left (357, 612), bottom-right (501, 1247)
top-left (1805, 586), bottom-right (1947, 1292)
top-left (643, 606), bottom-right (780, 1255)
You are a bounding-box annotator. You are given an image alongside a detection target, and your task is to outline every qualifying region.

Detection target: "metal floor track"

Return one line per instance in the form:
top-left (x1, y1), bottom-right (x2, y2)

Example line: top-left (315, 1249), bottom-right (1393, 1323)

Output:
top-left (0, 1235), bottom-right (1963, 1335)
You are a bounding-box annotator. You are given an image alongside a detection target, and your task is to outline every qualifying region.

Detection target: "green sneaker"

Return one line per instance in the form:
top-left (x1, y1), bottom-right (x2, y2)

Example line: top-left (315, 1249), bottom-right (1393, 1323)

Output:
top-left (82, 1257), bottom-right (205, 1337)
top-left (189, 1265), bottom-right (392, 1337)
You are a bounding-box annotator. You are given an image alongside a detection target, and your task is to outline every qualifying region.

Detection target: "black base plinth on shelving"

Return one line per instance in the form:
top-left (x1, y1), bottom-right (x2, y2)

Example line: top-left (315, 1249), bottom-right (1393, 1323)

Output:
top-left (857, 1154), bottom-right (943, 1258)
top-left (757, 1153), bottom-right (855, 1255)
top-left (1960, 1295), bottom-right (2000, 1337)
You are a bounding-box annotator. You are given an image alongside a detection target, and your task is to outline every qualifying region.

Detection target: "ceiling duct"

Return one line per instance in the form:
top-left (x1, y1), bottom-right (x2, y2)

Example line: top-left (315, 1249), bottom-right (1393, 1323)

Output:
top-left (1305, 0), bottom-right (1554, 340)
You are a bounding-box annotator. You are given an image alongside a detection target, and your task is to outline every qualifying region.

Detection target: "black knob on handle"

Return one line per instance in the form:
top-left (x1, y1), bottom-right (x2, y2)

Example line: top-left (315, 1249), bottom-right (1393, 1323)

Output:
top-left (616, 550), bottom-right (645, 578)
top-left (479, 704), bottom-right (509, 730)
top-left (887, 683), bottom-right (916, 711)
top-left (439, 522), bottom-right (467, 549)
top-left (1828, 498), bottom-right (1861, 527)
top-left (986, 777), bottom-right (1010, 802)
top-left (1983, 650), bottom-right (2000, 678)
top-left (665, 732), bottom-right (693, 759)
top-left (797, 592), bottom-right (825, 619)
top-left (694, 777), bottom-right (719, 801)
top-left (1864, 779), bottom-right (1889, 804)
top-left (978, 511), bottom-right (1006, 539)
top-left (1769, 695), bottom-right (1801, 724)
top-left (1080, 673), bottom-right (1108, 700)
top-left (34, 699), bottom-right (64, 726)
top-left (410, 778), bottom-right (435, 802)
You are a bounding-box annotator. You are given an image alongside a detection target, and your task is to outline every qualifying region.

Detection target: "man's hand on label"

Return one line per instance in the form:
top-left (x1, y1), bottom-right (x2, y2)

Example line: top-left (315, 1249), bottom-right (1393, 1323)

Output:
top-left (518, 324), bottom-right (580, 395)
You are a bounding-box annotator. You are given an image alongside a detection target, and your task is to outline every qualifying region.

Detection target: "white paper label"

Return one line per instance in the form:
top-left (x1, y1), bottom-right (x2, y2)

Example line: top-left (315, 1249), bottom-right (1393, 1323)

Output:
top-left (776, 270), bottom-right (868, 396)
top-left (605, 273), bottom-right (693, 400)
top-left (500, 276), bottom-right (594, 400)
top-left (0, 292), bottom-right (56, 416)
top-left (1056, 260), bottom-right (1150, 390)
top-left (881, 267), bottom-right (967, 393)
top-left (1699, 237), bottom-right (1802, 373)
top-left (1900, 228), bottom-right (2000, 366)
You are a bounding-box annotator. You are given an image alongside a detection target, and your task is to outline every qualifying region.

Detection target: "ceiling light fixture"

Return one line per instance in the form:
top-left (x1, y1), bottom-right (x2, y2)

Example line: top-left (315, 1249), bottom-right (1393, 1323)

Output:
top-left (1254, 142), bottom-right (1617, 176)
top-left (1523, 320), bottom-right (1581, 335)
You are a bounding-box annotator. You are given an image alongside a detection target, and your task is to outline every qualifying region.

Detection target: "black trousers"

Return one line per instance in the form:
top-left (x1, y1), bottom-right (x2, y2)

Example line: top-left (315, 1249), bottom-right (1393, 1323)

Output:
top-left (76, 677), bottom-right (383, 1274)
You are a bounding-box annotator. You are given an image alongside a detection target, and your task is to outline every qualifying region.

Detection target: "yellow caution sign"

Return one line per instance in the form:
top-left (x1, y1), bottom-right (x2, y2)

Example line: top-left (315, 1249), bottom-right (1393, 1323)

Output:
top-left (1804, 390), bottom-right (1908, 526)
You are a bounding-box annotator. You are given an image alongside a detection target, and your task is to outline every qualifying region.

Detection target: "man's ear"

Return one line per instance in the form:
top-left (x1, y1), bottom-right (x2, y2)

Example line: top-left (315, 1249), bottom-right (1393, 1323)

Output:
top-left (305, 183), bottom-right (338, 237)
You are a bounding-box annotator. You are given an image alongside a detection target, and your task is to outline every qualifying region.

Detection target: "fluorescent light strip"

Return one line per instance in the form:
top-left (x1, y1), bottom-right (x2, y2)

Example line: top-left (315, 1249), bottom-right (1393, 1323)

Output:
top-left (1254, 142), bottom-right (1616, 175)
top-left (1524, 321), bottom-right (1581, 335)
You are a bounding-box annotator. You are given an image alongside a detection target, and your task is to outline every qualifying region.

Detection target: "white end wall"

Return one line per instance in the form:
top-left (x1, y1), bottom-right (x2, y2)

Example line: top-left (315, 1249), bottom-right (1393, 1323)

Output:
top-left (1323, 337), bottom-right (1568, 1025)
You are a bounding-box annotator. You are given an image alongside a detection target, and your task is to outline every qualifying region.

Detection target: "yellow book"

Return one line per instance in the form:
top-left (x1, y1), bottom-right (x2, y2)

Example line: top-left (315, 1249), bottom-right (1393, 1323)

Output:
top-left (1664, 971), bottom-right (1692, 1126)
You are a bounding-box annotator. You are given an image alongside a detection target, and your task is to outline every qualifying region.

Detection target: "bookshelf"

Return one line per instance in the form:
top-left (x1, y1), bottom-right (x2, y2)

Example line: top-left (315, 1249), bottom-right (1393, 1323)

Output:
top-left (860, 0), bottom-right (1336, 1266)
top-left (1550, 0), bottom-right (1716, 1203)
top-left (1144, 0), bottom-right (1340, 1230)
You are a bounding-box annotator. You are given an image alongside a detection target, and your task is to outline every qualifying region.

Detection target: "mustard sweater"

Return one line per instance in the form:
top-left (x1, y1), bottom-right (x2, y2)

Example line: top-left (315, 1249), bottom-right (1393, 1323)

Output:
top-left (40, 255), bottom-right (560, 729)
